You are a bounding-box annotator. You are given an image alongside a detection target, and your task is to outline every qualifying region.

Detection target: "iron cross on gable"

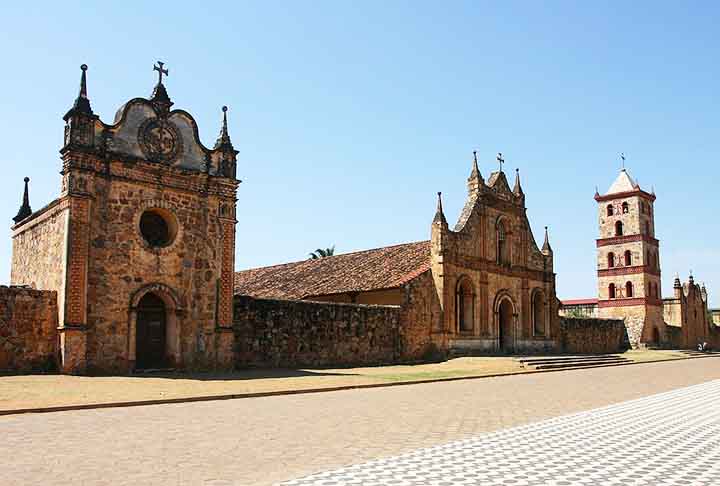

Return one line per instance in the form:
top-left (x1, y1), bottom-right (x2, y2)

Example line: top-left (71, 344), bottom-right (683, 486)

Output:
top-left (154, 61), bottom-right (169, 84)
top-left (497, 152), bottom-right (505, 172)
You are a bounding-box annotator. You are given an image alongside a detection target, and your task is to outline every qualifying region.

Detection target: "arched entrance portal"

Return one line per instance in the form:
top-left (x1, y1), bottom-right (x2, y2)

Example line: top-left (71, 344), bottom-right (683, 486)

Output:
top-left (498, 299), bottom-right (514, 353)
top-left (135, 293), bottom-right (167, 369)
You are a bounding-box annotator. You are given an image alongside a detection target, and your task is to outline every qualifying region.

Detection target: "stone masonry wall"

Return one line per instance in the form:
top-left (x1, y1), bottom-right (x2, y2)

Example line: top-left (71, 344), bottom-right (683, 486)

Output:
top-left (399, 271), bottom-right (441, 360)
top-left (0, 287), bottom-right (58, 372)
top-left (560, 316), bottom-right (629, 354)
top-left (11, 200), bottom-right (68, 323)
top-left (234, 295), bottom-right (402, 368)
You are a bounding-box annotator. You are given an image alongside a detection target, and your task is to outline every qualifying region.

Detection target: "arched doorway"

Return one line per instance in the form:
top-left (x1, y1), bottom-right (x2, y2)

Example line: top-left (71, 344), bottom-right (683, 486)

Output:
top-left (136, 293), bottom-right (167, 369)
top-left (498, 299), bottom-right (514, 353)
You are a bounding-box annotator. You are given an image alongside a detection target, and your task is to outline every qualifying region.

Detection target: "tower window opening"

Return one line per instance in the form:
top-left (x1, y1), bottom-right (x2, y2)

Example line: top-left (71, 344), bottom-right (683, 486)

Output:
top-left (615, 221), bottom-right (623, 236)
top-left (607, 205), bottom-right (614, 216)
top-left (622, 202), bottom-right (629, 214)
top-left (624, 250), bottom-right (632, 266)
top-left (609, 283), bottom-right (616, 299)
top-left (626, 281), bottom-right (634, 298)
top-left (607, 252), bottom-right (615, 268)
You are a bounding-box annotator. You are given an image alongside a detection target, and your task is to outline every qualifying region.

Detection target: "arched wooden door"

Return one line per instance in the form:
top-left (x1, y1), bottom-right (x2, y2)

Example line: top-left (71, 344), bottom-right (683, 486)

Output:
top-left (136, 293), bottom-right (167, 369)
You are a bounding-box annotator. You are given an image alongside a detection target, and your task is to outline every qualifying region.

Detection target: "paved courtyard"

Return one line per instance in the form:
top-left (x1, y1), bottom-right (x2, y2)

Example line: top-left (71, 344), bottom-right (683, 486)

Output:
top-left (1, 357), bottom-right (719, 485)
top-left (285, 379), bottom-right (720, 486)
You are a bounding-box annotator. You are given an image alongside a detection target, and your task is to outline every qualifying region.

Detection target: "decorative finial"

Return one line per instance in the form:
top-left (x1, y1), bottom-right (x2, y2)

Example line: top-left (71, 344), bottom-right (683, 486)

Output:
top-left (468, 150), bottom-right (484, 191)
top-left (433, 191), bottom-right (447, 225)
top-left (497, 152), bottom-right (505, 172)
top-left (79, 64), bottom-right (88, 98)
top-left (214, 105), bottom-right (234, 150)
top-left (513, 168), bottom-right (524, 197)
top-left (620, 152), bottom-right (626, 170)
top-left (153, 61), bottom-right (169, 85)
top-left (542, 225), bottom-right (553, 254)
top-left (13, 177), bottom-right (32, 224)
top-left (64, 63), bottom-right (93, 119)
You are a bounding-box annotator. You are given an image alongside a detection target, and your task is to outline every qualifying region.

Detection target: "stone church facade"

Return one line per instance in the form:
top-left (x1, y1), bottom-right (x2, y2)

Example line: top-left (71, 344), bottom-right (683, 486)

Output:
top-left (235, 152), bottom-right (560, 357)
top-left (10, 64), bottom-right (239, 373)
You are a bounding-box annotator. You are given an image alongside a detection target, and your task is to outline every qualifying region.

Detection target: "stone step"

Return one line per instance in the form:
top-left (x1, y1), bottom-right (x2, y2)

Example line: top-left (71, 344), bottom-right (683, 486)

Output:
top-left (518, 355), bottom-right (624, 366)
top-left (518, 354), bottom-right (622, 363)
top-left (529, 359), bottom-right (631, 370)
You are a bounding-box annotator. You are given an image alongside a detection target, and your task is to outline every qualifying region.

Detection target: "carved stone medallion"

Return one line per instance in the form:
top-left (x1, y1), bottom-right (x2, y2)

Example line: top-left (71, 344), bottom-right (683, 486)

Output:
top-left (138, 118), bottom-right (183, 163)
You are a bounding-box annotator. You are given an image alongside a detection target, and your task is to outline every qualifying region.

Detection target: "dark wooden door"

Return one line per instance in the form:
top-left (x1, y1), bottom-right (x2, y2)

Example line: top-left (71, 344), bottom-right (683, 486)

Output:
top-left (136, 294), bottom-right (167, 369)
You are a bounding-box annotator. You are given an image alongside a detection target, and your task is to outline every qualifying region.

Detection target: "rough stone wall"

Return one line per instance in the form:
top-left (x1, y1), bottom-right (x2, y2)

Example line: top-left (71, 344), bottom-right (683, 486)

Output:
top-left (398, 271), bottom-right (441, 359)
top-left (0, 287), bottom-right (58, 372)
top-left (233, 295), bottom-right (401, 368)
top-left (559, 317), bottom-right (628, 354)
top-left (11, 200), bottom-right (68, 323)
top-left (599, 304), bottom-right (662, 348)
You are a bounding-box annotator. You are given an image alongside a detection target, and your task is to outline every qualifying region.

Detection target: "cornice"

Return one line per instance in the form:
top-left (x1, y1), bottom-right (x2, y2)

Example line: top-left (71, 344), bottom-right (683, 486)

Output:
top-left (596, 234), bottom-right (659, 247)
top-left (595, 189), bottom-right (656, 203)
top-left (598, 265), bottom-right (661, 277)
top-left (598, 297), bottom-right (663, 308)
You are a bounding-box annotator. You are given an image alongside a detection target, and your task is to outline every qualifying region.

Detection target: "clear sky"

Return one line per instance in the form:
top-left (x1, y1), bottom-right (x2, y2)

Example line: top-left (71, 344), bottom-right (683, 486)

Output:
top-left (1, 1), bottom-right (718, 306)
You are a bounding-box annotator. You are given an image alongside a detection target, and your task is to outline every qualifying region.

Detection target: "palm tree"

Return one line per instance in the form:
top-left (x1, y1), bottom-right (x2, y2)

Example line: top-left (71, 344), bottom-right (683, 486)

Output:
top-left (309, 245), bottom-right (335, 260)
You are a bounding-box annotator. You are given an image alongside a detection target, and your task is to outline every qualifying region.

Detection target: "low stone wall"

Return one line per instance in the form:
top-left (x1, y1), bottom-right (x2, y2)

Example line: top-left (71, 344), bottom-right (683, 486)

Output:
top-left (233, 295), bottom-right (401, 368)
top-left (0, 286), bottom-right (58, 372)
top-left (560, 317), bottom-right (629, 354)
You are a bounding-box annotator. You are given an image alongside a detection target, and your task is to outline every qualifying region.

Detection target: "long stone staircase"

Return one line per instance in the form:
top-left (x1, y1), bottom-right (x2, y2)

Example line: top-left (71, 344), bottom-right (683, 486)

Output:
top-left (517, 354), bottom-right (632, 371)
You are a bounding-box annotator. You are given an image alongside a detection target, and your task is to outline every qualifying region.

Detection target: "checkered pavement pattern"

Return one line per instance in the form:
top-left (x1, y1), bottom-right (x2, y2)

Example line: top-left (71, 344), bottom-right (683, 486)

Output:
top-left (282, 380), bottom-right (720, 486)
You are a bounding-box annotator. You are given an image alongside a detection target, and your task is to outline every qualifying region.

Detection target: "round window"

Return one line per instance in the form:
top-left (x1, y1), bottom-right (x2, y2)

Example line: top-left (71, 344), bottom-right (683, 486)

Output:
top-left (139, 208), bottom-right (177, 248)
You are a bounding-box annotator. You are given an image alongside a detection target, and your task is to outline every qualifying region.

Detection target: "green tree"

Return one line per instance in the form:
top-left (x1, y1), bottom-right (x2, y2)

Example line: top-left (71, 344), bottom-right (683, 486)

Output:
top-left (309, 245), bottom-right (335, 260)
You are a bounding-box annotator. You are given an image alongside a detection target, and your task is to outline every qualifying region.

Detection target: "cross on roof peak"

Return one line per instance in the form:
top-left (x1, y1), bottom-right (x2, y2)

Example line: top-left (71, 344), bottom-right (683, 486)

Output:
top-left (497, 152), bottom-right (505, 172)
top-left (154, 61), bottom-right (169, 85)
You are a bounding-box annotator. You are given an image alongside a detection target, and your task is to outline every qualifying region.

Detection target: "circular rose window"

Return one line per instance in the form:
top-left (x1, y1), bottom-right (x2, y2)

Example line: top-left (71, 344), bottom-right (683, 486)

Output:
top-left (139, 208), bottom-right (178, 248)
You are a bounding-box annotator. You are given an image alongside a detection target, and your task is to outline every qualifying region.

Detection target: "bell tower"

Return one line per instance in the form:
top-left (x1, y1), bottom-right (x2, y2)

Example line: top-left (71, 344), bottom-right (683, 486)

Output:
top-left (595, 164), bottom-right (664, 347)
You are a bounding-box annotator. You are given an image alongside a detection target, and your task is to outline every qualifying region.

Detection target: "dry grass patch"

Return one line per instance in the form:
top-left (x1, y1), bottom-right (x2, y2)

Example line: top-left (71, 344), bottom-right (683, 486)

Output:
top-left (0, 352), bottom-right (708, 413)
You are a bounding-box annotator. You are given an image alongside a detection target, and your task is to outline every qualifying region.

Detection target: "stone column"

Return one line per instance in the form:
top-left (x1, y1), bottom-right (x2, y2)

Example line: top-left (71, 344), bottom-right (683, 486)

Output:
top-left (215, 213), bottom-right (236, 369)
top-left (59, 195), bottom-right (91, 374)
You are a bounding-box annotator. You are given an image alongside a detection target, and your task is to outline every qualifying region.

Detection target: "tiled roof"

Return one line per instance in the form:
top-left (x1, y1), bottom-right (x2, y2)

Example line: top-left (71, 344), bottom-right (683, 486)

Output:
top-left (562, 298), bottom-right (599, 306)
top-left (234, 241), bottom-right (431, 300)
top-left (606, 169), bottom-right (639, 195)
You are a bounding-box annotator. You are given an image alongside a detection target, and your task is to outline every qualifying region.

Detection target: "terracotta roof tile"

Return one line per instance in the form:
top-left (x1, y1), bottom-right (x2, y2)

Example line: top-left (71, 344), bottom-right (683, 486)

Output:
top-left (234, 241), bottom-right (431, 300)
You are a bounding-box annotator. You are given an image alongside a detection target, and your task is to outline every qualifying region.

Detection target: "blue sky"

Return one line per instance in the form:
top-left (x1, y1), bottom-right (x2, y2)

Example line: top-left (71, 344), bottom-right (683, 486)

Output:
top-left (1, 1), bottom-right (718, 305)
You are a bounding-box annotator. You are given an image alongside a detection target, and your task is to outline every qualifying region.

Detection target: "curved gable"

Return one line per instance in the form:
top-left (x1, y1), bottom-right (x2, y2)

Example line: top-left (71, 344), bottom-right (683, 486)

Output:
top-left (104, 99), bottom-right (213, 173)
